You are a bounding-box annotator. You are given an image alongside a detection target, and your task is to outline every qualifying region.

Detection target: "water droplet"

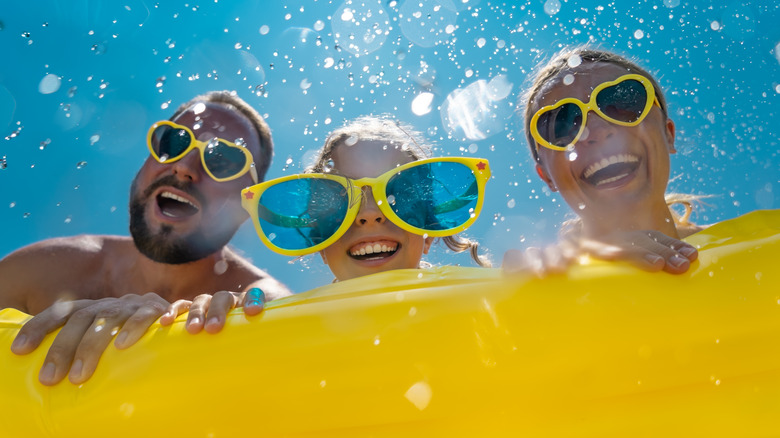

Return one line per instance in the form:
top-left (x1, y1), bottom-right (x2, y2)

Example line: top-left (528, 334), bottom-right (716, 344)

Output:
top-left (387, 194), bottom-right (396, 205)
top-left (578, 203), bottom-right (586, 210)
top-left (543, 0), bottom-right (561, 16)
top-left (373, 335), bottom-right (380, 345)
top-left (64, 216), bottom-right (71, 224)
top-left (468, 143), bottom-right (478, 153)
top-left (268, 232), bottom-right (277, 241)
top-left (567, 151), bottom-right (578, 161)
top-left (563, 74), bottom-right (575, 85)
top-left (156, 76), bottom-right (166, 88)
top-left (213, 259), bottom-right (228, 275)
top-left (67, 86), bottom-right (77, 98)
top-left (663, 0), bottom-right (680, 7)
top-left (313, 20), bottom-right (325, 31)
top-left (21, 31), bottom-right (31, 38)
top-left (0, 156), bottom-right (6, 169)
top-left (477, 37), bottom-right (486, 48)
top-left (91, 43), bottom-right (107, 55)
top-left (76, 161), bottom-right (87, 169)
top-left (567, 55), bottom-right (582, 68)
top-left (39, 139), bottom-right (51, 150)
top-left (710, 20), bottom-right (721, 31)
top-left (507, 199), bottom-right (516, 208)
top-left (89, 135), bottom-right (100, 145)
top-left (23, 212), bottom-right (31, 218)
top-left (38, 73), bottom-right (61, 94)
top-left (633, 29), bottom-right (644, 40)
top-left (344, 135), bottom-right (358, 146)
top-left (300, 78), bottom-right (312, 90)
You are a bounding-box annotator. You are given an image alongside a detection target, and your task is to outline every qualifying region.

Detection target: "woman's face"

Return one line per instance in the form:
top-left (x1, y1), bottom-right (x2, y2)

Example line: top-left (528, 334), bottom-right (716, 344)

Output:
top-left (319, 139), bottom-right (433, 281)
top-left (530, 61), bottom-right (676, 234)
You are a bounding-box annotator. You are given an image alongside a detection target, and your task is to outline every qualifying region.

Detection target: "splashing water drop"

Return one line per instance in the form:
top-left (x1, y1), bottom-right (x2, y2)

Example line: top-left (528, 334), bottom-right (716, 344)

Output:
top-left (543, 0), bottom-right (561, 16)
top-left (76, 161), bottom-right (87, 169)
top-left (567, 151), bottom-right (578, 161)
top-left (567, 55), bottom-right (582, 68)
top-left (563, 74), bottom-right (575, 85)
top-left (39, 139), bottom-right (51, 150)
top-left (634, 29), bottom-right (644, 39)
top-left (507, 199), bottom-right (516, 208)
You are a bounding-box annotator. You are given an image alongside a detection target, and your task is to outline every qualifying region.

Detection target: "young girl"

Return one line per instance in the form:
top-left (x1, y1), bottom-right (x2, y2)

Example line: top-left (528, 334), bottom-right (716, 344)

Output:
top-left (504, 46), bottom-right (703, 275)
top-left (183, 115), bottom-right (492, 331)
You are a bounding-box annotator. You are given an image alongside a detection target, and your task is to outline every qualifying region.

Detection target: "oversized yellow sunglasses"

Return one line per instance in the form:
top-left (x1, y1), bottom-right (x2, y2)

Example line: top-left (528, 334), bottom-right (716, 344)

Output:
top-left (530, 74), bottom-right (661, 151)
top-left (147, 120), bottom-right (258, 183)
top-left (241, 157), bottom-right (491, 256)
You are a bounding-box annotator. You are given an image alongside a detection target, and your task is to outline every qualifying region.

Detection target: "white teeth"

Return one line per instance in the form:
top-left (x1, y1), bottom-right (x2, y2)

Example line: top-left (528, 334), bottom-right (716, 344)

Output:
top-left (584, 154), bottom-right (639, 179)
top-left (350, 242), bottom-right (398, 257)
top-left (596, 173), bottom-right (630, 186)
top-left (160, 191), bottom-right (196, 208)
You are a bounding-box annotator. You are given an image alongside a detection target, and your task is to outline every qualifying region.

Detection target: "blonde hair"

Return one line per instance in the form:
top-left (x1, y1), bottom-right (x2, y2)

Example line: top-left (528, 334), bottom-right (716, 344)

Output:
top-left (309, 115), bottom-right (491, 267)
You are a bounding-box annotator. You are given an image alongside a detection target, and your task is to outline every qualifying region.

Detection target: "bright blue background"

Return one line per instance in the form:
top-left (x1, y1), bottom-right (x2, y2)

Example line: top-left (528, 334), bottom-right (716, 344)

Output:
top-left (1, 0), bottom-right (778, 292)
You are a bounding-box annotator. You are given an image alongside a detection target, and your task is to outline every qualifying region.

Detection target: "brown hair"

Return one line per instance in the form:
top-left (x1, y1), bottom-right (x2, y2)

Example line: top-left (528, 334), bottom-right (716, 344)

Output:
top-left (522, 46), bottom-right (669, 163)
top-left (173, 90), bottom-right (273, 180)
top-left (309, 115), bottom-right (491, 267)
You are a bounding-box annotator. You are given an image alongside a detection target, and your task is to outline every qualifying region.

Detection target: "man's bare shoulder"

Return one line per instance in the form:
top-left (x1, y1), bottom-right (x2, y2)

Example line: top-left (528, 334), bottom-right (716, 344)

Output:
top-left (0, 235), bottom-right (134, 312)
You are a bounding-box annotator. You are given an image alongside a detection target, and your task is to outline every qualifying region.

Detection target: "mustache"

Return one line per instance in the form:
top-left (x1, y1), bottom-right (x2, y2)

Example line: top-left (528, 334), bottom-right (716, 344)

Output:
top-left (141, 175), bottom-right (207, 206)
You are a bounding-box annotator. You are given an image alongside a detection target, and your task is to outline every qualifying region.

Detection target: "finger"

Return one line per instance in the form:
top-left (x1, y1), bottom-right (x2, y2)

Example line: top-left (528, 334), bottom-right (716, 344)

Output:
top-left (242, 288), bottom-right (266, 317)
top-left (37, 305), bottom-right (108, 386)
top-left (159, 300), bottom-right (192, 326)
top-left (185, 294), bottom-right (212, 334)
top-left (12, 300), bottom-right (94, 355)
top-left (524, 247), bottom-right (546, 278)
top-left (541, 245), bottom-right (571, 275)
top-left (114, 301), bottom-right (169, 349)
top-left (204, 291), bottom-right (241, 334)
top-left (67, 306), bottom-right (137, 384)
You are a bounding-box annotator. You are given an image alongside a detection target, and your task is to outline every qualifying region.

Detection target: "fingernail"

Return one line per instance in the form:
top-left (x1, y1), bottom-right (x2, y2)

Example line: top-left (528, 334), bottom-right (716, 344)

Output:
top-left (69, 359), bottom-right (83, 380)
top-left (115, 331), bottom-right (128, 347)
top-left (207, 317), bottom-right (219, 328)
top-left (40, 362), bottom-right (56, 383)
top-left (189, 317), bottom-right (200, 326)
top-left (670, 255), bottom-right (688, 267)
top-left (11, 334), bottom-right (27, 351)
top-left (247, 287), bottom-right (265, 304)
top-left (644, 254), bottom-right (663, 264)
top-left (679, 246), bottom-right (696, 258)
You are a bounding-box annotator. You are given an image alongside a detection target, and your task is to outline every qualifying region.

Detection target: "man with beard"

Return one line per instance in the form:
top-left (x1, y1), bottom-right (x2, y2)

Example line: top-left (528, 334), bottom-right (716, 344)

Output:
top-left (0, 91), bottom-right (291, 385)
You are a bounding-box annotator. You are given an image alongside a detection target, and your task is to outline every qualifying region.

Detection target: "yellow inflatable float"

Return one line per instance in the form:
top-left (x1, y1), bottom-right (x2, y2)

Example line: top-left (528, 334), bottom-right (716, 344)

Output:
top-left (1, 209), bottom-right (778, 437)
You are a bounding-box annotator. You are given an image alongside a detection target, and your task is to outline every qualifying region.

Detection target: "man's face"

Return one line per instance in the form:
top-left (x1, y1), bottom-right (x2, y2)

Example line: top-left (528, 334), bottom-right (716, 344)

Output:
top-left (129, 102), bottom-right (262, 264)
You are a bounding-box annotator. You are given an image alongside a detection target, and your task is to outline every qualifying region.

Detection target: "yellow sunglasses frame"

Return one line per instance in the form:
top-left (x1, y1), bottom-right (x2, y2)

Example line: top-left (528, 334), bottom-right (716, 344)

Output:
top-left (241, 157), bottom-right (491, 256)
top-left (146, 120), bottom-right (258, 184)
top-left (530, 74), bottom-right (661, 151)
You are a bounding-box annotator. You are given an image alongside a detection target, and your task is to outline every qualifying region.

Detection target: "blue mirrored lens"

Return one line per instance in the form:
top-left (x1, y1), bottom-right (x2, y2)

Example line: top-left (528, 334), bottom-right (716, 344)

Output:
top-left (538, 103), bottom-right (582, 147)
top-left (257, 178), bottom-right (348, 251)
top-left (387, 162), bottom-right (478, 231)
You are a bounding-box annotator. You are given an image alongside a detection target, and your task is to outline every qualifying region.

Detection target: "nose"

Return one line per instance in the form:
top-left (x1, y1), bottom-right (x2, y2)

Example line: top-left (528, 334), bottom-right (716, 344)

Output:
top-left (355, 188), bottom-right (386, 226)
top-left (170, 148), bottom-right (202, 182)
top-left (579, 112), bottom-right (615, 145)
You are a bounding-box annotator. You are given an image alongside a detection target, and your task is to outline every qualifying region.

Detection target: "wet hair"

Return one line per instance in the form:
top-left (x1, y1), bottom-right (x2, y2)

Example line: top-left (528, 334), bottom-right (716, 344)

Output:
top-left (521, 45), bottom-right (669, 164)
top-left (309, 115), bottom-right (492, 268)
top-left (172, 90), bottom-right (273, 180)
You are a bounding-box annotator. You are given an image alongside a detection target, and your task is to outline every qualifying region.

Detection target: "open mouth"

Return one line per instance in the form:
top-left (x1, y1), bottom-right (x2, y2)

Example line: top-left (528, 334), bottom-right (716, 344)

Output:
top-left (349, 241), bottom-right (399, 261)
top-left (156, 191), bottom-right (199, 218)
top-left (582, 154), bottom-right (641, 187)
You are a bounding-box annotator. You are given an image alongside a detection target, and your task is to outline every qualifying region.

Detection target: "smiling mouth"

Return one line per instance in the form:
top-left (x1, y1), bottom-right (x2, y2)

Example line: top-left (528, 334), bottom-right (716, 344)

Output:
top-left (582, 154), bottom-right (641, 187)
top-left (349, 241), bottom-right (399, 261)
top-left (157, 191), bottom-right (199, 218)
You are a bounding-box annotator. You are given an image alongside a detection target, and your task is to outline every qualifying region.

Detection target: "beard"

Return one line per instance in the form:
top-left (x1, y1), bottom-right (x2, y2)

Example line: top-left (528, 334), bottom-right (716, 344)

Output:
top-left (129, 173), bottom-right (237, 264)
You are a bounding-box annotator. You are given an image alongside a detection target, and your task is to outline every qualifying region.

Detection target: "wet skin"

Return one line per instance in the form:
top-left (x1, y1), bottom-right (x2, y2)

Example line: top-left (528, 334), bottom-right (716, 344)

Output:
top-left (531, 62), bottom-right (679, 239)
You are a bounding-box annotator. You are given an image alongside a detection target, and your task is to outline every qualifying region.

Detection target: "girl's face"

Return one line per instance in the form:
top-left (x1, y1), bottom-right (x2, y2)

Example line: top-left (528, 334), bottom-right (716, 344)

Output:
top-left (531, 62), bottom-right (677, 234)
top-left (319, 139), bottom-right (433, 281)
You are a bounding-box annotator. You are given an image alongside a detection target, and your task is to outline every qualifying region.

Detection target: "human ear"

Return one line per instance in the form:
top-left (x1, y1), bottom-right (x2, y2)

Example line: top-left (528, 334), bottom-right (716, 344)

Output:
top-left (535, 164), bottom-right (557, 192)
top-left (422, 236), bottom-right (434, 255)
top-left (665, 118), bottom-right (676, 154)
